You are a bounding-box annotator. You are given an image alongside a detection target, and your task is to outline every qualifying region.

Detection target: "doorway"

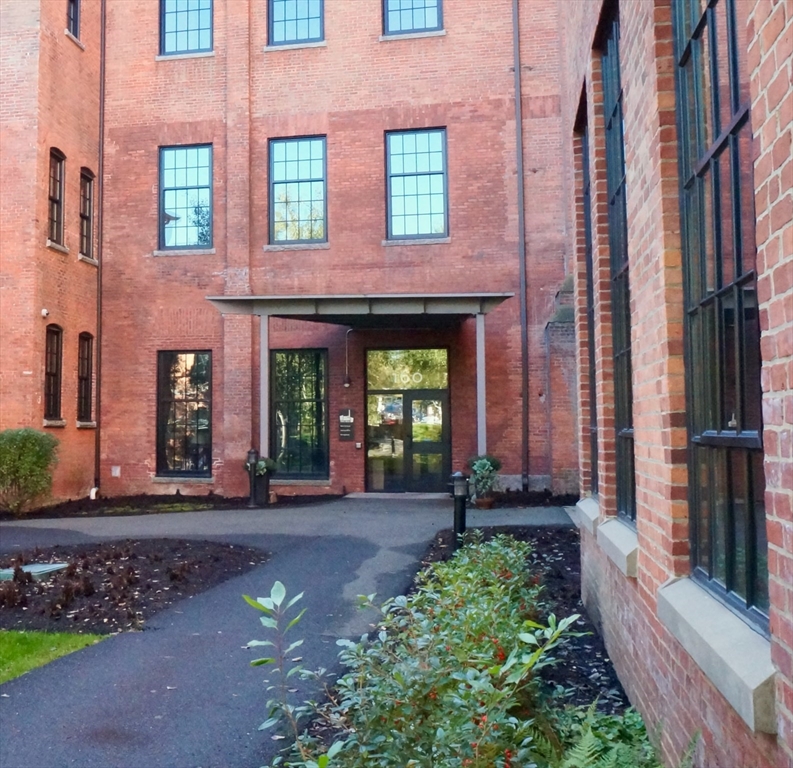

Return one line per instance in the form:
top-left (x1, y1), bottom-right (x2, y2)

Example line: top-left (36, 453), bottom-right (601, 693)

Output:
top-left (365, 349), bottom-right (450, 493)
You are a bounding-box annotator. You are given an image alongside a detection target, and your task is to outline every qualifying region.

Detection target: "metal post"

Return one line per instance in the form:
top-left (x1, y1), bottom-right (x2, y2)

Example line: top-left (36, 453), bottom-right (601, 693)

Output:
top-left (451, 471), bottom-right (469, 550)
top-left (247, 448), bottom-right (259, 508)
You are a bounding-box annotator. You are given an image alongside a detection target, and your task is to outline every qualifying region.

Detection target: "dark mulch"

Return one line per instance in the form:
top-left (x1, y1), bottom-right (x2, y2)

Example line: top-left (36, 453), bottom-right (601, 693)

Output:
top-left (0, 539), bottom-right (269, 634)
top-left (0, 492), bottom-right (343, 522)
top-left (422, 525), bottom-right (630, 715)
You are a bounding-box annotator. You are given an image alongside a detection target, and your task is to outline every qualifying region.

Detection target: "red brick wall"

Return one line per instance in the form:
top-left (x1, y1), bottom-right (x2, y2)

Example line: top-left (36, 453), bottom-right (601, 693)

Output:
top-left (99, 0), bottom-right (576, 498)
top-left (0, 0), bottom-right (101, 501)
top-left (564, 0), bottom-right (791, 765)
top-left (748, 0), bottom-right (793, 759)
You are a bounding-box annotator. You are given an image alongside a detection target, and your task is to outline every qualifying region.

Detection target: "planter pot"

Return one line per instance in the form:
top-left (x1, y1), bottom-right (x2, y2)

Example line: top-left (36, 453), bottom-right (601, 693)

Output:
top-left (254, 473), bottom-right (271, 507)
top-left (474, 497), bottom-right (494, 510)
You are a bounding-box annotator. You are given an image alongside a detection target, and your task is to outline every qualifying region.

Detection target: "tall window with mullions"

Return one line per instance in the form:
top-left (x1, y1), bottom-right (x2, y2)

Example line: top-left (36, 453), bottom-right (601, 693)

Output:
top-left (673, 0), bottom-right (768, 627)
top-left (601, 12), bottom-right (635, 522)
top-left (271, 350), bottom-right (328, 479)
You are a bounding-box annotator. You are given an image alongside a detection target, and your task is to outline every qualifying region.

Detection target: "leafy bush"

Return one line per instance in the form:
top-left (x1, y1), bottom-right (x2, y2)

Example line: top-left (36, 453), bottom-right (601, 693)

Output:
top-left (467, 455), bottom-right (502, 497)
top-left (246, 535), bottom-right (667, 768)
top-left (0, 429), bottom-right (59, 516)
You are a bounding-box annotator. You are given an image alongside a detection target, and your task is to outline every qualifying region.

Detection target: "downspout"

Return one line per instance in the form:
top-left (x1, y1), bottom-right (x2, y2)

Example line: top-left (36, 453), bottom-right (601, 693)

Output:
top-left (93, 0), bottom-right (107, 493)
top-left (513, 0), bottom-right (530, 492)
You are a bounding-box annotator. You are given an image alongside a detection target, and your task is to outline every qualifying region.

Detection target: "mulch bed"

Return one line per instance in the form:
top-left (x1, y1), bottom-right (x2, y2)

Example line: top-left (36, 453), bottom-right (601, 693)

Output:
top-left (422, 525), bottom-right (629, 715)
top-left (0, 539), bottom-right (269, 634)
top-left (0, 493), bottom-right (343, 522)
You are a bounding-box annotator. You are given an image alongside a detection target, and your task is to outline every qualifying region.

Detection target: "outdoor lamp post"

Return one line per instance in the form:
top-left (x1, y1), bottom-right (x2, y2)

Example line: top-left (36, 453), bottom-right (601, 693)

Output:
top-left (247, 448), bottom-right (259, 509)
top-left (451, 471), bottom-right (469, 550)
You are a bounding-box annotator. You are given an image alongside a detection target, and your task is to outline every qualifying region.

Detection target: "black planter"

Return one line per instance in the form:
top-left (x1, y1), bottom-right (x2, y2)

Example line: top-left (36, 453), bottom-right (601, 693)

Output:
top-left (254, 473), bottom-right (271, 506)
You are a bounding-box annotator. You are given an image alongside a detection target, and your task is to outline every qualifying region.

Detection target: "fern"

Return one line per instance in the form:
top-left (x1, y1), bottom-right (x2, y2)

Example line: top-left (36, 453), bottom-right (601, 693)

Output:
top-left (561, 729), bottom-right (603, 768)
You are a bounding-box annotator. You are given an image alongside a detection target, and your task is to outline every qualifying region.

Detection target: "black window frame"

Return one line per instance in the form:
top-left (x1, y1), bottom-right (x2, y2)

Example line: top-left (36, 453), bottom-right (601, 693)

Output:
top-left (600, 11), bottom-right (636, 524)
top-left (385, 127), bottom-right (448, 240)
top-left (158, 144), bottom-right (213, 251)
top-left (77, 332), bottom-right (93, 422)
top-left (382, 0), bottom-right (443, 36)
top-left (269, 136), bottom-right (327, 244)
top-left (48, 149), bottom-right (65, 245)
top-left (44, 325), bottom-right (63, 420)
top-left (268, 0), bottom-right (324, 46)
top-left (270, 349), bottom-right (329, 480)
top-left (79, 169), bottom-right (94, 258)
top-left (160, 0), bottom-right (213, 56)
top-left (673, 0), bottom-right (767, 630)
top-left (156, 350), bottom-right (213, 477)
top-left (67, 0), bottom-right (80, 38)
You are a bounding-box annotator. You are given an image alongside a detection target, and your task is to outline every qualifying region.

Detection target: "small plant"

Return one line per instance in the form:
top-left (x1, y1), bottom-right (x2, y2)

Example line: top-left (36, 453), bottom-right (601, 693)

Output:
top-left (245, 457), bottom-right (278, 476)
top-left (0, 428), bottom-right (59, 516)
top-left (467, 454), bottom-right (502, 498)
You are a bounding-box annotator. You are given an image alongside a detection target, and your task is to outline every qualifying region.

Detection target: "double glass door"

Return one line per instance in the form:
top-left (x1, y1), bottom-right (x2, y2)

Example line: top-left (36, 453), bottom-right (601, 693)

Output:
top-left (366, 349), bottom-right (450, 493)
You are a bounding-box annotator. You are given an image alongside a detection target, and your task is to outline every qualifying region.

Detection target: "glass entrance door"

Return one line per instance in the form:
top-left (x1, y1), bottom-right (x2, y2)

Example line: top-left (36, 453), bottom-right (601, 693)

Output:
top-left (365, 349), bottom-right (450, 493)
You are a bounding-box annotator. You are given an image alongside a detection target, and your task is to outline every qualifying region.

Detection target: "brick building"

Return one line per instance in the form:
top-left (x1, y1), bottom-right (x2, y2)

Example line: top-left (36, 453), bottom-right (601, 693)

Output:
top-left (0, 0), bottom-right (101, 499)
top-left (565, 0), bottom-right (792, 765)
top-left (1, 0), bottom-right (791, 765)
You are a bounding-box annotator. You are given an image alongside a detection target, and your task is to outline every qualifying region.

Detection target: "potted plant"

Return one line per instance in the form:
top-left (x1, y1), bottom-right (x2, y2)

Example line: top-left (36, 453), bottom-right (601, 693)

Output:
top-left (467, 455), bottom-right (502, 509)
top-left (245, 457), bottom-right (277, 506)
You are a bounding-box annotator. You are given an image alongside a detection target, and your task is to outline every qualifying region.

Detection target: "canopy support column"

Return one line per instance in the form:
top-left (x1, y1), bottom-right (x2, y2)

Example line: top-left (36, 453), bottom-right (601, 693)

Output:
top-left (260, 315), bottom-right (269, 457)
top-left (476, 312), bottom-right (487, 455)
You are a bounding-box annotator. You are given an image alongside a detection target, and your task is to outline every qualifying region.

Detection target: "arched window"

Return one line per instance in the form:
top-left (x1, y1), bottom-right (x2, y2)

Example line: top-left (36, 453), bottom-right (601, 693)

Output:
top-left (48, 150), bottom-right (66, 245)
top-left (80, 169), bottom-right (95, 259)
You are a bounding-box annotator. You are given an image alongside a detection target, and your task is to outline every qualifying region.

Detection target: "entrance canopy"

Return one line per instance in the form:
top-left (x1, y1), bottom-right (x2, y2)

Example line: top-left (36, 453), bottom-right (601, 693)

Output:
top-left (206, 292), bottom-right (513, 462)
top-left (206, 292), bottom-right (513, 328)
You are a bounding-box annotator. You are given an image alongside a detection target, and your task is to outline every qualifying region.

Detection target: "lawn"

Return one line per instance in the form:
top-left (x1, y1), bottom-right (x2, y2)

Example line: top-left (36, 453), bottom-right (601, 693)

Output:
top-left (0, 630), bottom-right (104, 684)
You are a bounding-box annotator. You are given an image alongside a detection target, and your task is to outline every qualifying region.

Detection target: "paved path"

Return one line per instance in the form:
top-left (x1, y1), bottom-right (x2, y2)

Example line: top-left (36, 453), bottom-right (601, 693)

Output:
top-left (0, 498), bottom-right (572, 768)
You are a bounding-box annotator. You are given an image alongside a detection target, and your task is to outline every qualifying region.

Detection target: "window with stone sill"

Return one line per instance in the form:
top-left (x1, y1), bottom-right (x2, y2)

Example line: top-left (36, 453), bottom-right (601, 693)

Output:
top-left (44, 325), bottom-right (63, 420)
top-left (383, 0), bottom-right (442, 35)
top-left (48, 149), bottom-right (65, 246)
top-left (673, 0), bottom-right (768, 629)
top-left (67, 0), bottom-right (80, 38)
top-left (159, 145), bottom-right (212, 250)
top-left (269, 0), bottom-right (323, 46)
top-left (160, 0), bottom-right (212, 55)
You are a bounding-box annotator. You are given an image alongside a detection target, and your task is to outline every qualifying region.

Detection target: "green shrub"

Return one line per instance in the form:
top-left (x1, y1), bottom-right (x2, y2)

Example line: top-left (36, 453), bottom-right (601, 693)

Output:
top-left (0, 428), bottom-right (59, 515)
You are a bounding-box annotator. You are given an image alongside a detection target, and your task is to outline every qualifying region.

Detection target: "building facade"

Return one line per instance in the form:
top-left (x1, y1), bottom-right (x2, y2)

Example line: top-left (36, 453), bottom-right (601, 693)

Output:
top-left (0, 0), bottom-right (101, 499)
top-left (565, 0), bottom-right (792, 765)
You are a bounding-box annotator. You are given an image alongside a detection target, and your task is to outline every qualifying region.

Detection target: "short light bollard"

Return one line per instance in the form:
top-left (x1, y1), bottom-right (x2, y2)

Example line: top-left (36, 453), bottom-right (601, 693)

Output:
top-left (246, 448), bottom-right (259, 509)
top-left (451, 471), bottom-right (470, 550)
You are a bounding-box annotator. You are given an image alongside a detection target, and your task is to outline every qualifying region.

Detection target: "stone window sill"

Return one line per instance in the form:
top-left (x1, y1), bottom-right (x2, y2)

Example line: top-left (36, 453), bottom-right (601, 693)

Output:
top-left (76, 421), bottom-right (96, 429)
top-left (382, 237), bottom-right (450, 247)
top-left (570, 496), bottom-right (599, 535)
top-left (379, 29), bottom-right (446, 42)
top-left (47, 240), bottom-right (69, 254)
top-left (263, 242), bottom-right (330, 252)
top-left (152, 476), bottom-right (214, 484)
top-left (78, 254), bottom-right (98, 266)
top-left (271, 478), bottom-right (330, 486)
top-left (596, 517), bottom-right (638, 577)
top-left (43, 419), bottom-right (66, 428)
top-left (657, 577), bottom-right (776, 734)
top-left (155, 51), bottom-right (214, 61)
top-left (64, 29), bottom-right (85, 50)
top-left (264, 40), bottom-right (327, 52)
top-left (152, 248), bottom-right (216, 256)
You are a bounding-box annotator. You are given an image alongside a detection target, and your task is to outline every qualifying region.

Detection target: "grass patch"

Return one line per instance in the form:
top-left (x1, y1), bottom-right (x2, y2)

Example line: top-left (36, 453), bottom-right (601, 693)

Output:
top-left (0, 630), bottom-right (104, 684)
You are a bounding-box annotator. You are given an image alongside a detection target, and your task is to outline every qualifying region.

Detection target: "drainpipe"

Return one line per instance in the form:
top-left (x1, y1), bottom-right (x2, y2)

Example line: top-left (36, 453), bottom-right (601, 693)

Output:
top-left (513, 0), bottom-right (530, 492)
top-left (93, 0), bottom-right (107, 492)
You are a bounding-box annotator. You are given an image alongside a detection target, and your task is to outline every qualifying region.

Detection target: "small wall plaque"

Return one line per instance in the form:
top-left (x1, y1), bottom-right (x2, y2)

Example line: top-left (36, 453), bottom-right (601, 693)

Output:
top-left (339, 409), bottom-right (355, 441)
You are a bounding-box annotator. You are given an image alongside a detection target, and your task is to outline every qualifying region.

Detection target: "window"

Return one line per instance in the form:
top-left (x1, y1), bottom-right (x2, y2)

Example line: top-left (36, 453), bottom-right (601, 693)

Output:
top-left (157, 351), bottom-right (212, 476)
top-left (673, 0), bottom-right (767, 626)
top-left (271, 350), bottom-right (328, 479)
top-left (77, 333), bottom-right (93, 422)
top-left (48, 149), bottom-right (65, 245)
top-left (269, 137), bottom-right (326, 243)
top-left (269, 0), bottom-right (323, 46)
top-left (581, 125), bottom-right (599, 495)
top-left (386, 129), bottom-right (447, 239)
top-left (67, 0), bottom-right (80, 38)
top-left (383, 0), bottom-right (442, 35)
top-left (160, 0), bottom-right (212, 55)
top-left (600, 13), bottom-right (635, 522)
top-left (79, 170), bottom-right (94, 258)
top-left (44, 325), bottom-right (63, 420)
top-left (159, 145), bottom-right (212, 249)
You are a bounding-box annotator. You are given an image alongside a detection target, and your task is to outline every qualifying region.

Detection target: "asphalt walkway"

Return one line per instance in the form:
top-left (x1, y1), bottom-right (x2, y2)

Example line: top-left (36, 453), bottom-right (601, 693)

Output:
top-left (0, 497), bottom-right (572, 768)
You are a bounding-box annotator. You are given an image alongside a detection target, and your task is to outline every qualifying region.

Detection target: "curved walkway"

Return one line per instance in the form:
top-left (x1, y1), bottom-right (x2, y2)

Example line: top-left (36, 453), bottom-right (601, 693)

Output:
top-left (0, 498), bottom-right (571, 768)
